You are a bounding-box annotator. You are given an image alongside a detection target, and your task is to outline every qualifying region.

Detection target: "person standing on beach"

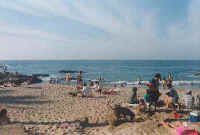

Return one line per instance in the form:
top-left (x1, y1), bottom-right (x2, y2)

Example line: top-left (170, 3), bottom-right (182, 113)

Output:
top-left (162, 77), bottom-right (167, 89)
top-left (66, 72), bottom-right (71, 85)
top-left (138, 76), bottom-right (142, 87)
top-left (167, 73), bottom-right (173, 87)
top-left (3, 64), bottom-right (7, 72)
top-left (98, 81), bottom-right (103, 96)
top-left (88, 80), bottom-right (93, 87)
top-left (151, 73), bottom-right (161, 102)
top-left (152, 73), bottom-right (161, 92)
top-left (77, 71), bottom-right (82, 85)
top-left (96, 75), bottom-right (104, 96)
top-left (147, 81), bottom-right (158, 111)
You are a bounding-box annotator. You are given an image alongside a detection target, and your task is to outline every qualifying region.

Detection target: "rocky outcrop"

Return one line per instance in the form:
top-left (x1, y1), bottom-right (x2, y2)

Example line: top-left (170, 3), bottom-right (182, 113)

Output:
top-left (194, 72), bottom-right (200, 76)
top-left (0, 72), bottom-right (42, 85)
top-left (32, 74), bottom-right (49, 77)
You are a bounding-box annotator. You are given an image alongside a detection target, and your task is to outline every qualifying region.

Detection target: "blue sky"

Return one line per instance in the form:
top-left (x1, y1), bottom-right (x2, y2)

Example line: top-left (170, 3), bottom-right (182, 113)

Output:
top-left (0, 0), bottom-right (199, 60)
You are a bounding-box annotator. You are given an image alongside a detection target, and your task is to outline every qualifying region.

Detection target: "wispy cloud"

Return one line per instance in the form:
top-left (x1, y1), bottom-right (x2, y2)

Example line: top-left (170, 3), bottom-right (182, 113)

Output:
top-left (0, 0), bottom-right (199, 59)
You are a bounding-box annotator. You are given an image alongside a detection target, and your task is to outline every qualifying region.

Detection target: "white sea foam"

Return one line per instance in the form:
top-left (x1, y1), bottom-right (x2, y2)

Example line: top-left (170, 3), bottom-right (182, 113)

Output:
top-left (40, 74), bottom-right (57, 82)
top-left (172, 80), bottom-right (200, 85)
top-left (109, 80), bottom-right (200, 86)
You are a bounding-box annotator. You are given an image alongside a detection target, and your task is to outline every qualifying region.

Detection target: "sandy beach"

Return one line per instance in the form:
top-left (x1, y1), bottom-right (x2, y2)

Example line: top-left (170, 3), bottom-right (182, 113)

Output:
top-left (1, 0), bottom-right (200, 133)
top-left (0, 84), bottom-right (200, 135)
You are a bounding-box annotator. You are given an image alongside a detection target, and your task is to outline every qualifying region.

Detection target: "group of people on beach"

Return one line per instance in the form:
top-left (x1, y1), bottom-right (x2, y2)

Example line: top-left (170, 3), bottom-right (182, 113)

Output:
top-left (130, 73), bottom-right (200, 135)
top-left (65, 71), bottom-right (83, 85)
top-left (131, 73), bottom-right (162, 111)
top-left (81, 78), bottom-right (105, 97)
top-left (66, 71), bottom-right (107, 97)
top-left (132, 73), bottom-right (200, 112)
top-left (162, 73), bottom-right (173, 89)
top-left (137, 72), bottom-right (173, 89)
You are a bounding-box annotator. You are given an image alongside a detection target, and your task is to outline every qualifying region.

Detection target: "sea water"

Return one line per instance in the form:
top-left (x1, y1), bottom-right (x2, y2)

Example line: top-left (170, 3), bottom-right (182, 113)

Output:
top-left (0, 60), bottom-right (200, 89)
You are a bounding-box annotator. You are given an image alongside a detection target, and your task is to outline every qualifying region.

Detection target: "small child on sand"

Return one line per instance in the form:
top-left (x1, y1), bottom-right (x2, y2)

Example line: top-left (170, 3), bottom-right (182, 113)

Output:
top-left (0, 109), bottom-right (10, 125)
top-left (130, 87), bottom-right (138, 104)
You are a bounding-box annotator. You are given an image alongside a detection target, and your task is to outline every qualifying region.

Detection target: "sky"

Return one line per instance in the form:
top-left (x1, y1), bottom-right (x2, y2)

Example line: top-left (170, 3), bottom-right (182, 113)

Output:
top-left (0, 0), bottom-right (199, 60)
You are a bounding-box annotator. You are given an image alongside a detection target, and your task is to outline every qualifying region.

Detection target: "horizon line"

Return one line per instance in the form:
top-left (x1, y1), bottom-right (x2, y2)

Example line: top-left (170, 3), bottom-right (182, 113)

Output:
top-left (0, 59), bottom-right (200, 61)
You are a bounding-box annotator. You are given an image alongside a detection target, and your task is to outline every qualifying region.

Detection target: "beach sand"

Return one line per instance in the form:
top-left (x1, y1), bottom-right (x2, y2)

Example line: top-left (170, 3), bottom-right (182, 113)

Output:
top-left (0, 84), bottom-right (200, 135)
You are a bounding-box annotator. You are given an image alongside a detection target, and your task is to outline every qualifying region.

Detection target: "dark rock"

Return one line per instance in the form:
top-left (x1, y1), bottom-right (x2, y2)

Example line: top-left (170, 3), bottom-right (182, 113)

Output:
top-left (32, 74), bottom-right (49, 77)
top-left (194, 72), bottom-right (200, 76)
top-left (0, 72), bottom-right (42, 85)
top-left (31, 75), bottom-right (42, 84)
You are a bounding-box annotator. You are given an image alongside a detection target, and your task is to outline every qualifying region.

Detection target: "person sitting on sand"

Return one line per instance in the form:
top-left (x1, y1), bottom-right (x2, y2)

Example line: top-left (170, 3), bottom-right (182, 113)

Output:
top-left (0, 109), bottom-right (10, 125)
top-left (165, 92), bottom-right (175, 109)
top-left (130, 87), bottom-right (138, 104)
top-left (92, 81), bottom-right (99, 91)
top-left (82, 83), bottom-right (91, 97)
top-left (168, 84), bottom-right (179, 105)
top-left (88, 80), bottom-right (93, 87)
top-left (73, 83), bottom-right (84, 91)
top-left (159, 120), bottom-right (199, 135)
top-left (165, 85), bottom-right (179, 110)
top-left (136, 99), bottom-right (146, 113)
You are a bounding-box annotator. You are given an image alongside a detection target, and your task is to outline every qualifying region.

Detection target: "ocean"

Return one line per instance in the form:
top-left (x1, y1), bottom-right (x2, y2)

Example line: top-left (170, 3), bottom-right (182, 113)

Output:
top-left (0, 60), bottom-right (200, 89)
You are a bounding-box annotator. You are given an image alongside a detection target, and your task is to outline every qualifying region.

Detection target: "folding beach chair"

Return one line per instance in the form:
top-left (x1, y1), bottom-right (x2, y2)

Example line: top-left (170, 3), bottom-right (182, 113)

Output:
top-left (181, 97), bottom-right (195, 112)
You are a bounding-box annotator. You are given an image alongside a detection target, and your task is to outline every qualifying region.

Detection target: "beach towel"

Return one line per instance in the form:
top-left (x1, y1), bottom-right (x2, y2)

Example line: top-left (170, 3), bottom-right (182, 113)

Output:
top-left (174, 113), bottom-right (182, 119)
top-left (176, 126), bottom-right (199, 135)
top-left (103, 89), bottom-right (114, 95)
top-left (60, 124), bottom-right (73, 128)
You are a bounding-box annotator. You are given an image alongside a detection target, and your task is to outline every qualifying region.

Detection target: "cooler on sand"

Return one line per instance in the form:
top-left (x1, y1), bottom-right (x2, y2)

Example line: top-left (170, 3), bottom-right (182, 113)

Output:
top-left (189, 112), bottom-right (199, 122)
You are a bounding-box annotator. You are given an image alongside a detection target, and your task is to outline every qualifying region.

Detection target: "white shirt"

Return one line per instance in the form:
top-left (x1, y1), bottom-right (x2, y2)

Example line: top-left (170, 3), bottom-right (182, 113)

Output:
top-left (83, 86), bottom-right (91, 96)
